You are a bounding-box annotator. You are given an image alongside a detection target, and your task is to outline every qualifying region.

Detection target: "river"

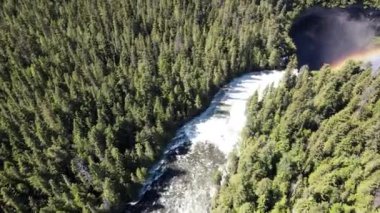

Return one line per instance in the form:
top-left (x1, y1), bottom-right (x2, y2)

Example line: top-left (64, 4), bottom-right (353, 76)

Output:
top-left (128, 70), bottom-right (285, 213)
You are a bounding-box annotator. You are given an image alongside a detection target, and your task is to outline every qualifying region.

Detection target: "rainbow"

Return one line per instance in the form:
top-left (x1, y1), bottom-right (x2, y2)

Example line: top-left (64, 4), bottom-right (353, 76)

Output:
top-left (331, 46), bottom-right (380, 71)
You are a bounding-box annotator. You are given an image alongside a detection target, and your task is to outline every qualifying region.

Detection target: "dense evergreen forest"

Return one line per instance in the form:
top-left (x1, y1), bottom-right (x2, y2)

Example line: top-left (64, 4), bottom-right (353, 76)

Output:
top-left (0, 0), bottom-right (292, 211)
top-left (0, 0), bottom-right (379, 212)
top-left (213, 64), bottom-right (380, 212)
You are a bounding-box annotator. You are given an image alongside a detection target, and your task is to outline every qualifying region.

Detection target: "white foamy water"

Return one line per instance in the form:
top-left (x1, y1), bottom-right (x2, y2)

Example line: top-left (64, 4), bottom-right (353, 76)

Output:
top-left (188, 71), bottom-right (284, 154)
top-left (134, 70), bottom-right (285, 213)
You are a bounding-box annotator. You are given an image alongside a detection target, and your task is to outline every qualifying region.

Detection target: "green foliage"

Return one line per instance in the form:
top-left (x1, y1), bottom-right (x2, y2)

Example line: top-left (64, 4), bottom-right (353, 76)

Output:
top-left (213, 63), bottom-right (380, 212)
top-left (0, 0), bottom-right (295, 211)
top-left (212, 169), bottom-right (222, 185)
top-left (1, 0), bottom-right (379, 211)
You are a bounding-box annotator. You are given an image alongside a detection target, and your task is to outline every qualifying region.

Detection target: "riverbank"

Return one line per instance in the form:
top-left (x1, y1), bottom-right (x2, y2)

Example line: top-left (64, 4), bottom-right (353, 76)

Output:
top-left (128, 70), bottom-right (284, 213)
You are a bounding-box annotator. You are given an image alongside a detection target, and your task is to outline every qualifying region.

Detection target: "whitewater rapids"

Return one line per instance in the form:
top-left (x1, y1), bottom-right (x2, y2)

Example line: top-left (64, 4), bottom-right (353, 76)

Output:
top-left (131, 70), bottom-right (285, 213)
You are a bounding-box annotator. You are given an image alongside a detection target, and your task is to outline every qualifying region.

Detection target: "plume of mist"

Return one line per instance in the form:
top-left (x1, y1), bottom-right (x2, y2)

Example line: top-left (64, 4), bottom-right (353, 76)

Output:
top-left (291, 6), bottom-right (380, 70)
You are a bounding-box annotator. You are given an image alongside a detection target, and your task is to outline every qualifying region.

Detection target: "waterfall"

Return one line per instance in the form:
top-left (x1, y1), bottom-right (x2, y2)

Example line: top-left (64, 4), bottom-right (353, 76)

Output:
top-left (128, 70), bottom-right (285, 213)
